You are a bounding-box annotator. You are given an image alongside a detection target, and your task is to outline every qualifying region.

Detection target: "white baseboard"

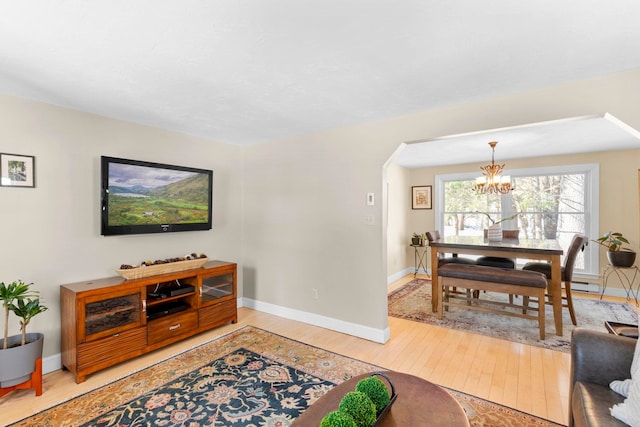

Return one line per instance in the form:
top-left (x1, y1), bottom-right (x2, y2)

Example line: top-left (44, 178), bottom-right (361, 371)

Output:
top-left (241, 298), bottom-right (390, 344)
top-left (572, 281), bottom-right (639, 301)
top-left (39, 284), bottom-right (634, 377)
top-left (41, 297), bottom-right (389, 376)
top-left (42, 352), bottom-right (62, 375)
top-left (387, 267), bottom-right (428, 284)
top-left (387, 268), bottom-right (411, 284)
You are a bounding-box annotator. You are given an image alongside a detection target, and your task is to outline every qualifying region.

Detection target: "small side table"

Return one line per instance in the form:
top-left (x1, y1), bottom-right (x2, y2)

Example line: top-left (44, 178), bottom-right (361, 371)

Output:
top-left (604, 321), bottom-right (639, 339)
top-left (411, 245), bottom-right (428, 277)
top-left (600, 265), bottom-right (640, 306)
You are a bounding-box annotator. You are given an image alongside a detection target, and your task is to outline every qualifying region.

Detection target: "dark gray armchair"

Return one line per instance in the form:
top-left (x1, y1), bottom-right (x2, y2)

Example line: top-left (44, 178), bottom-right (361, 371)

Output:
top-left (570, 328), bottom-right (636, 427)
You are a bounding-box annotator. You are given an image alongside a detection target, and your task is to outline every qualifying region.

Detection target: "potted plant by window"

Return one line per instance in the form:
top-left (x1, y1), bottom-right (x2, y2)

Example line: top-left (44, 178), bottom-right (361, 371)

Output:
top-left (593, 231), bottom-right (636, 268)
top-left (0, 279), bottom-right (48, 395)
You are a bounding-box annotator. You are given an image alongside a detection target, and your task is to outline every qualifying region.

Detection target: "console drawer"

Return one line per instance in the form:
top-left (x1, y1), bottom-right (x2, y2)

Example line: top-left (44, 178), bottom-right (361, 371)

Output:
top-left (147, 310), bottom-right (197, 345)
top-left (199, 299), bottom-right (237, 328)
top-left (78, 326), bottom-right (147, 370)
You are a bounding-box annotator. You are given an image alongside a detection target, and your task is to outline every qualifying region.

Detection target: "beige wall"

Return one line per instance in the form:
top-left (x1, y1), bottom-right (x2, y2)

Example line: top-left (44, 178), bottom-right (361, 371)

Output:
top-left (242, 68), bottom-right (640, 337)
top-left (2, 68), bottom-right (639, 361)
top-left (0, 94), bottom-right (243, 359)
top-left (403, 150), bottom-right (640, 285)
top-left (386, 163), bottom-right (412, 279)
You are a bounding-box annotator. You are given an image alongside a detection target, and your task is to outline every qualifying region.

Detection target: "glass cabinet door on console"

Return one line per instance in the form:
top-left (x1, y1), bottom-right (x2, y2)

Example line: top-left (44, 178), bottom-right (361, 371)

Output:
top-left (201, 272), bottom-right (235, 304)
top-left (198, 266), bottom-right (237, 328)
top-left (80, 288), bottom-right (144, 342)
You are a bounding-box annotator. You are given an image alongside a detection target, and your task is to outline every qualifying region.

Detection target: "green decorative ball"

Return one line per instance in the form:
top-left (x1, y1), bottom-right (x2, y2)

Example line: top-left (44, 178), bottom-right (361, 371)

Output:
top-left (355, 376), bottom-right (390, 415)
top-left (319, 410), bottom-right (357, 427)
top-left (338, 391), bottom-right (377, 427)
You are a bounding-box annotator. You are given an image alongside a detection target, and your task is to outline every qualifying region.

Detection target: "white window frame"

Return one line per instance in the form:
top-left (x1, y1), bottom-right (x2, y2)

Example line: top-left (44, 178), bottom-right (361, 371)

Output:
top-left (435, 163), bottom-right (600, 279)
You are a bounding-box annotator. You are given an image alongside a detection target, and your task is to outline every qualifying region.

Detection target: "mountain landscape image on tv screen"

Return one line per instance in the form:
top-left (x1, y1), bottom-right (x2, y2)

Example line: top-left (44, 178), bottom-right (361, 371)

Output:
top-left (105, 159), bottom-right (211, 230)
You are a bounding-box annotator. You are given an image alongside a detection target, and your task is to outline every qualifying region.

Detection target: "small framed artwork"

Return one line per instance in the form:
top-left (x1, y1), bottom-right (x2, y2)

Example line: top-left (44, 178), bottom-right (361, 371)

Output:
top-left (412, 185), bottom-right (432, 210)
top-left (0, 153), bottom-right (36, 187)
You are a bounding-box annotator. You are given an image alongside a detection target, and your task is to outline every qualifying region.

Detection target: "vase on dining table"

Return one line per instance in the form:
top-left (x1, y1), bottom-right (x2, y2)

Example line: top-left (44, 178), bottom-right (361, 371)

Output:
top-left (487, 224), bottom-right (502, 241)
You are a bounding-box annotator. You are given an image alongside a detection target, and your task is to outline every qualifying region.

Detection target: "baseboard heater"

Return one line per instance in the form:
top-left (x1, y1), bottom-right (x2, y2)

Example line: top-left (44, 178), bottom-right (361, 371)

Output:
top-left (570, 281), bottom-right (600, 293)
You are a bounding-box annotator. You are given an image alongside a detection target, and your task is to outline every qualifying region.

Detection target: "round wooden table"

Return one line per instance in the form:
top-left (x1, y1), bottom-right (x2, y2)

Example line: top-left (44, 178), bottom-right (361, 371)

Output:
top-left (293, 371), bottom-right (469, 426)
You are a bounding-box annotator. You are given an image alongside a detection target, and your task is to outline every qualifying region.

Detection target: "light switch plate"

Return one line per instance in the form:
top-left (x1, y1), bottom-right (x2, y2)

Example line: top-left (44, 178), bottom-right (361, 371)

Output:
top-left (367, 192), bottom-right (375, 206)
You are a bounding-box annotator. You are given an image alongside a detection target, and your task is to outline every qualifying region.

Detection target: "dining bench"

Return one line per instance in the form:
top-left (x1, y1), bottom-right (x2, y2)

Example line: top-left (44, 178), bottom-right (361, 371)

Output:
top-left (436, 263), bottom-right (549, 339)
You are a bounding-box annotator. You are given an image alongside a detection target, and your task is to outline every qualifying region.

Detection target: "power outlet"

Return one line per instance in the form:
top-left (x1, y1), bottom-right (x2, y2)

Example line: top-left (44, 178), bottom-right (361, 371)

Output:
top-left (312, 288), bottom-right (319, 300)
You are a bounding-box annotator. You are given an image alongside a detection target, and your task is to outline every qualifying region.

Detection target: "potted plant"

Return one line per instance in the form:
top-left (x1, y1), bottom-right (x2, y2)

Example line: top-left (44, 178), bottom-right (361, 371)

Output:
top-left (0, 279), bottom-right (47, 391)
top-left (411, 233), bottom-right (425, 246)
top-left (593, 231), bottom-right (637, 268)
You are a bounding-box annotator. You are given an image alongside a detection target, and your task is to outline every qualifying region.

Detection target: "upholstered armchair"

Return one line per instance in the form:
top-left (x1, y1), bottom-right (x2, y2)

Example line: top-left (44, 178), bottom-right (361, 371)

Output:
top-left (569, 328), bottom-right (635, 427)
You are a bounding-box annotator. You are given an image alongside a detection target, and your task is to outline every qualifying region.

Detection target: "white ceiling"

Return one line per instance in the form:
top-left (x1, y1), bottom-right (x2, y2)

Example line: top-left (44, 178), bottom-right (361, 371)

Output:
top-left (393, 114), bottom-right (640, 168)
top-left (1, 1), bottom-right (640, 151)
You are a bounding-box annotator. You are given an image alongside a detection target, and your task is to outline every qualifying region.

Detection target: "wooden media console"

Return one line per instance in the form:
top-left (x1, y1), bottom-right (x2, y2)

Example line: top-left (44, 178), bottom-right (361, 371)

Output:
top-left (60, 260), bottom-right (237, 383)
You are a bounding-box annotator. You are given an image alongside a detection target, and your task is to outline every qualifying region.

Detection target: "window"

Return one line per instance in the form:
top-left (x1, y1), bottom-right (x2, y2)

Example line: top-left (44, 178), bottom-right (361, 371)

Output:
top-left (435, 164), bottom-right (599, 278)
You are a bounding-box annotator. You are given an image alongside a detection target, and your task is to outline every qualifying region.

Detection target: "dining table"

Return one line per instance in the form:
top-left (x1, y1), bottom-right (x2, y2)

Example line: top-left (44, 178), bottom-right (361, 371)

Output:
top-left (429, 235), bottom-right (565, 336)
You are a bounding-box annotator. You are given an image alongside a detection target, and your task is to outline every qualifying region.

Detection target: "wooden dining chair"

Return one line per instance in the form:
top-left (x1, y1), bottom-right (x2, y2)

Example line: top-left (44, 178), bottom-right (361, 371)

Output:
top-left (426, 230), bottom-right (476, 302)
top-left (522, 233), bottom-right (589, 325)
top-left (425, 231), bottom-right (475, 266)
top-left (477, 229), bottom-right (519, 269)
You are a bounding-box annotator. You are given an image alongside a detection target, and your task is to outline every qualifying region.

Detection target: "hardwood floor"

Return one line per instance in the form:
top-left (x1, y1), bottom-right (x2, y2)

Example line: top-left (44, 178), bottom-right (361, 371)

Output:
top-left (2, 274), bottom-right (636, 425)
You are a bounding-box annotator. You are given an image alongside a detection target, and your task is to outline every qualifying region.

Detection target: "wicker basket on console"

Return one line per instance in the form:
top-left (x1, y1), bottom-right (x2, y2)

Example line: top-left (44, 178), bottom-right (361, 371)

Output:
top-left (116, 257), bottom-right (209, 279)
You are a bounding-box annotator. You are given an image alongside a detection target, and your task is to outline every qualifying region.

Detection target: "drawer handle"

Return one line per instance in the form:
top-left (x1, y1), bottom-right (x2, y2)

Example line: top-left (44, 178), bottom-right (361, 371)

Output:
top-left (169, 324), bottom-right (181, 331)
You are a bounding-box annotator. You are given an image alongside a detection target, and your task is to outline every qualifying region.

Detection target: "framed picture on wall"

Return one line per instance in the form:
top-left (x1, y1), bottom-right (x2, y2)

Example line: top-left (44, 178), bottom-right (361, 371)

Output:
top-left (412, 185), bottom-right (432, 209)
top-left (0, 153), bottom-right (35, 187)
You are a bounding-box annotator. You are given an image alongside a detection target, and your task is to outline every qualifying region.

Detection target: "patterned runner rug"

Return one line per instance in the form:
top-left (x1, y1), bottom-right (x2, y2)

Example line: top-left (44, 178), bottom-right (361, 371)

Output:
top-left (389, 278), bottom-right (638, 352)
top-left (11, 326), bottom-right (561, 426)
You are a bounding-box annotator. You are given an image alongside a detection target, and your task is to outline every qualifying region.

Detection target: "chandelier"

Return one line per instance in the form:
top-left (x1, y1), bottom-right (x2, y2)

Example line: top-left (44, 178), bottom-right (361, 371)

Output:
top-left (472, 141), bottom-right (514, 194)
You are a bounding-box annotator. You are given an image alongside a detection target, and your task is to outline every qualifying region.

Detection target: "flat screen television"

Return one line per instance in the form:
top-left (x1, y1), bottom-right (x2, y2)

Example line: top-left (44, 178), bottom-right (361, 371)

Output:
top-left (101, 156), bottom-right (213, 236)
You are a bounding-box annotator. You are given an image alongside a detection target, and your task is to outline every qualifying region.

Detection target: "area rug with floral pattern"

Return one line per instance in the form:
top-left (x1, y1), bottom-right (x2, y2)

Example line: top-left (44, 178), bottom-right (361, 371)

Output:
top-left (389, 278), bottom-right (638, 352)
top-left (10, 326), bottom-right (561, 426)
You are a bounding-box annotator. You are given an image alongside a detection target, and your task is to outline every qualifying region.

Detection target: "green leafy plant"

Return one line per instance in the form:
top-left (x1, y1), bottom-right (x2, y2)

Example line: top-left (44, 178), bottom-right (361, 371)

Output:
top-left (9, 296), bottom-right (48, 346)
top-left (411, 232), bottom-right (426, 245)
top-left (338, 391), bottom-right (376, 427)
top-left (319, 410), bottom-right (357, 427)
top-left (0, 280), bottom-right (46, 348)
top-left (355, 375), bottom-right (390, 415)
top-left (593, 231), bottom-right (632, 252)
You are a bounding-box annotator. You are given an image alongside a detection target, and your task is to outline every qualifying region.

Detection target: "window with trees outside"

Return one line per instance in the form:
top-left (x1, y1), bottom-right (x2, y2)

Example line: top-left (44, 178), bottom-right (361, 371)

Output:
top-left (435, 164), bottom-right (599, 278)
